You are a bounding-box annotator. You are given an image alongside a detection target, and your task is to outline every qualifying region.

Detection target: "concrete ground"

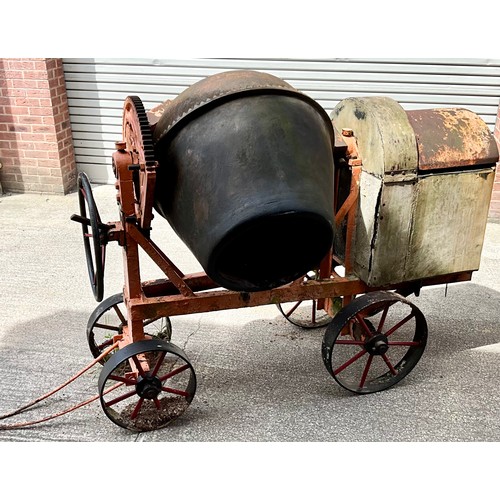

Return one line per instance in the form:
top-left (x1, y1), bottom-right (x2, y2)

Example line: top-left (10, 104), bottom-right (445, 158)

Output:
top-left (0, 183), bottom-right (499, 443)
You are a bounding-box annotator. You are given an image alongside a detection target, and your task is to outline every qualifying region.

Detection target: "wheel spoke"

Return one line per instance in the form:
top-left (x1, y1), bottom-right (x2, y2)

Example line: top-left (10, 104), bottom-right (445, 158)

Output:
top-left (105, 387), bottom-right (138, 407)
top-left (131, 355), bottom-right (147, 377)
top-left (144, 316), bottom-right (159, 327)
top-left (284, 301), bottom-right (303, 318)
top-left (359, 355), bottom-right (374, 389)
top-left (333, 348), bottom-right (367, 376)
top-left (151, 351), bottom-right (167, 377)
top-left (159, 363), bottom-right (190, 382)
top-left (108, 374), bottom-right (135, 385)
top-left (311, 301), bottom-right (317, 324)
top-left (162, 387), bottom-right (190, 398)
top-left (377, 304), bottom-right (390, 333)
top-left (130, 398), bottom-right (144, 420)
top-left (112, 304), bottom-right (127, 324)
top-left (381, 353), bottom-right (398, 375)
top-left (385, 311), bottom-right (416, 337)
top-left (94, 323), bottom-right (121, 332)
top-left (355, 315), bottom-right (375, 338)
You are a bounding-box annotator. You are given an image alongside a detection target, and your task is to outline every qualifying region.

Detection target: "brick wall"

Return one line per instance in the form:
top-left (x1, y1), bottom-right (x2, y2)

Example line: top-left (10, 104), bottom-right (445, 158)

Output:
top-left (492, 106), bottom-right (500, 219)
top-left (0, 58), bottom-right (76, 194)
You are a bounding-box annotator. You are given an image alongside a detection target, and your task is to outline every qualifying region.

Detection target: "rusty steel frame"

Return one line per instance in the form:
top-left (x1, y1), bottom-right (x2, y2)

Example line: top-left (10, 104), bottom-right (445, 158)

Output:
top-left (106, 133), bottom-right (473, 361)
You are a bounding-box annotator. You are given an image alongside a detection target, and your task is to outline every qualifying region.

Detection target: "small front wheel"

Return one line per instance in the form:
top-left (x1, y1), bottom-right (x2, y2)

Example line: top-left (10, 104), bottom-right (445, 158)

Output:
top-left (322, 291), bottom-right (427, 394)
top-left (98, 339), bottom-right (196, 432)
top-left (86, 293), bottom-right (172, 364)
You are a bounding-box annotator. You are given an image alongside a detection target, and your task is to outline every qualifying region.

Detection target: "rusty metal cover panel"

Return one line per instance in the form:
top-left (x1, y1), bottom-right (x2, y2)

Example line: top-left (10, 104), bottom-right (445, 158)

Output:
top-left (406, 108), bottom-right (499, 171)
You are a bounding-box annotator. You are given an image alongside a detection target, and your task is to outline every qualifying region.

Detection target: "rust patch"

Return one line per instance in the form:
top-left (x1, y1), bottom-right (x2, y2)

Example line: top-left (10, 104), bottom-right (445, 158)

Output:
top-left (406, 108), bottom-right (499, 170)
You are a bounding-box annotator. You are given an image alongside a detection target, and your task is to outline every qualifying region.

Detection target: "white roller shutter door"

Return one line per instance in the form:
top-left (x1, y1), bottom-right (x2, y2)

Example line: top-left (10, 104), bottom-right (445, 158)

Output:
top-left (62, 58), bottom-right (500, 183)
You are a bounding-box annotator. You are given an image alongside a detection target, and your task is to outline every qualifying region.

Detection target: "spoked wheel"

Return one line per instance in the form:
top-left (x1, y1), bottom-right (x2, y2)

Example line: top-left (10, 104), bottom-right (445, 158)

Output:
top-left (277, 271), bottom-right (331, 328)
top-left (71, 172), bottom-right (109, 301)
top-left (86, 293), bottom-right (172, 364)
top-left (98, 339), bottom-right (196, 432)
top-left (322, 291), bottom-right (427, 394)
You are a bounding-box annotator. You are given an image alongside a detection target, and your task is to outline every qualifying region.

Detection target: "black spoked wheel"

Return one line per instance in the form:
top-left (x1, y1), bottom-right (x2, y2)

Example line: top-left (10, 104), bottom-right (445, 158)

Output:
top-left (277, 271), bottom-right (331, 328)
top-left (86, 293), bottom-right (173, 364)
top-left (71, 172), bottom-right (107, 302)
top-left (322, 291), bottom-right (427, 394)
top-left (98, 339), bottom-right (196, 432)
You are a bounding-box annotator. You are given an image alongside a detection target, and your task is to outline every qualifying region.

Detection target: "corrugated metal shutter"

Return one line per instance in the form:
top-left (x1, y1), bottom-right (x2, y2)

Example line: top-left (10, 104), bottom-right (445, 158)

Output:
top-left (62, 58), bottom-right (500, 184)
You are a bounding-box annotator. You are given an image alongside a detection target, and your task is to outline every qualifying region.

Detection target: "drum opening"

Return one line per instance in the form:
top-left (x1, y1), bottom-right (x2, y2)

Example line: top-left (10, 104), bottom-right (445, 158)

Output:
top-left (209, 211), bottom-right (333, 292)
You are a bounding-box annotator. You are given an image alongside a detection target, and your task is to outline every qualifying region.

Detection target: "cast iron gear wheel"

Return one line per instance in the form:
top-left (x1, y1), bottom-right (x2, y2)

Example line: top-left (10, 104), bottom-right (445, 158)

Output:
top-left (122, 95), bottom-right (156, 168)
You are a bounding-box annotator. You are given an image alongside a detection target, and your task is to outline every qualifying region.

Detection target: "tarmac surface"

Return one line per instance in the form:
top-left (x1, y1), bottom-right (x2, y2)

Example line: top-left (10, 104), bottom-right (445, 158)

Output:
top-left (0, 183), bottom-right (499, 443)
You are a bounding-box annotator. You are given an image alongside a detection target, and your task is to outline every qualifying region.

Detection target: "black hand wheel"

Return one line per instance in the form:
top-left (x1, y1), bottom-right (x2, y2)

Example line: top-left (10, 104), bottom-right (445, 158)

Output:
top-left (87, 293), bottom-right (173, 364)
top-left (98, 339), bottom-right (196, 432)
top-left (322, 291), bottom-right (427, 394)
top-left (71, 172), bottom-right (108, 301)
top-left (276, 270), bottom-right (331, 328)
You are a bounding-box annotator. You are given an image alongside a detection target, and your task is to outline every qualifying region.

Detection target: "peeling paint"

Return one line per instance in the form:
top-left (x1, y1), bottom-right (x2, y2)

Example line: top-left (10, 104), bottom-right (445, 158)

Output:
top-left (406, 108), bottom-right (499, 170)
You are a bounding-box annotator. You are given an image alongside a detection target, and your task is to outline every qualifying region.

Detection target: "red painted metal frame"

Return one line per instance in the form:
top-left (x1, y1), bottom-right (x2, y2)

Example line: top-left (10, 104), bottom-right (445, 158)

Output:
top-left (107, 137), bottom-right (473, 363)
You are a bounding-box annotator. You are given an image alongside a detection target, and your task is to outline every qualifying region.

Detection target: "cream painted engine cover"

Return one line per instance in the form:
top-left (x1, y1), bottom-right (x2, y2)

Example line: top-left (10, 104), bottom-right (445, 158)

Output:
top-left (331, 96), bottom-right (497, 286)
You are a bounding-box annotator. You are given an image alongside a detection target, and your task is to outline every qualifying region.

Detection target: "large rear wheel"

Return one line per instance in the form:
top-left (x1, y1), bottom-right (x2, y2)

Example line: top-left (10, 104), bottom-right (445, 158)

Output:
top-left (322, 291), bottom-right (427, 394)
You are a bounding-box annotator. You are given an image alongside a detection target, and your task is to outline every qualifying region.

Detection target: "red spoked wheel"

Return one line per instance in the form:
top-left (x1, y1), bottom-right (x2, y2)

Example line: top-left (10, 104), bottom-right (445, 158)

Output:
top-left (98, 339), bottom-right (196, 432)
top-left (86, 293), bottom-right (172, 364)
top-left (277, 271), bottom-right (331, 328)
top-left (71, 172), bottom-right (109, 302)
top-left (322, 291), bottom-right (427, 394)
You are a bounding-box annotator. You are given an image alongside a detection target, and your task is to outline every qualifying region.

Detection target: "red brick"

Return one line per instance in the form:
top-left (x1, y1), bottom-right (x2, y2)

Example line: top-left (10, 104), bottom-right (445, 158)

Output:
top-left (22, 70), bottom-right (48, 81)
top-left (0, 131), bottom-right (16, 140)
top-left (3, 70), bottom-right (24, 79)
top-left (8, 60), bottom-right (36, 70)
top-left (11, 79), bottom-right (34, 89)
top-left (29, 107), bottom-right (53, 116)
top-left (36, 80), bottom-right (49, 89)
top-left (26, 88), bottom-right (51, 98)
top-left (20, 132), bottom-right (46, 142)
top-left (23, 150), bottom-right (49, 159)
top-left (14, 97), bottom-right (40, 107)
top-left (0, 148), bottom-right (20, 158)
top-left (16, 115), bottom-right (43, 125)
top-left (37, 159), bottom-right (60, 168)
top-left (0, 156), bottom-right (17, 166)
top-left (32, 142), bottom-right (57, 151)
top-left (18, 158), bottom-right (37, 166)
top-left (4, 88), bottom-right (26, 98)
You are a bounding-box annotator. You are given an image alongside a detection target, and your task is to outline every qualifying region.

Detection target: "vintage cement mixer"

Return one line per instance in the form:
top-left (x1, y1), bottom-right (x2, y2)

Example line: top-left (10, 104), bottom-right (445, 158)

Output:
top-left (71, 70), bottom-right (498, 431)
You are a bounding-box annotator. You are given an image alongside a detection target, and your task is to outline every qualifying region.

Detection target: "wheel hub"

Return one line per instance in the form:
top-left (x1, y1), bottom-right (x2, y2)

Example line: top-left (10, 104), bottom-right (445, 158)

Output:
top-left (364, 334), bottom-right (389, 355)
top-left (136, 375), bottom-right (163, 399)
